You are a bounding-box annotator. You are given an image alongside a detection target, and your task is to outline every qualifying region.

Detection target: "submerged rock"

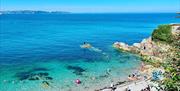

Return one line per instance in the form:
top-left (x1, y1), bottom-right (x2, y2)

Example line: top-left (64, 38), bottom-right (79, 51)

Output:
top-left (15, 67), bottom-right (50, 81)
top-left (28, 76), bottom-right (39, 81)
top-left (15, 71), bottom-right (52, 81)
top-left (15, 72), bottom-right (31, 81)
top-left (67, 66), bottom-right (86, 72)
top-left (42, 81), bottom-right (50, 88)
top-left (45, 77), bottom-right (53, 80)
top-left (66, 65), bottom-right (86, 75)
top-left (37, 72), bottom-right (49, 77)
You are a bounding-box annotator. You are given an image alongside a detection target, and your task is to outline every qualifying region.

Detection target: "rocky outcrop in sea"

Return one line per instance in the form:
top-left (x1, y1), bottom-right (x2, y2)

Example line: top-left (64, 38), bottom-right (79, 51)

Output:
top-left (113, 24), bottom-right (180, 63)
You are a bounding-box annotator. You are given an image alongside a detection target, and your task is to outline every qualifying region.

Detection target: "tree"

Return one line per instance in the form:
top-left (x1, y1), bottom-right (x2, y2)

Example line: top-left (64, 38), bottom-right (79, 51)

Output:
top-left (152, 25), bottom-right (173, 43)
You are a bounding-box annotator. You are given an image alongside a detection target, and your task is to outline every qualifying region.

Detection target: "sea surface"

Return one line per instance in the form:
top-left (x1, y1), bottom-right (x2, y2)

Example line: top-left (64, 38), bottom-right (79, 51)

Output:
top-left (0, 13), bottom-right (179, 91)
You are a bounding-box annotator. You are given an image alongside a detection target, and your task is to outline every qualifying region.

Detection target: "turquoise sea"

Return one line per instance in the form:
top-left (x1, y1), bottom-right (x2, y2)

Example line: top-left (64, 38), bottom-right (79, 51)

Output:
top-left (0, 13), bottom-right (179, 91)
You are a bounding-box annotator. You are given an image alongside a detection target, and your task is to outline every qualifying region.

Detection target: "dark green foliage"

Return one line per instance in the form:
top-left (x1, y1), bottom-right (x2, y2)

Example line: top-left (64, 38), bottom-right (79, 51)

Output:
top-left (163, 76), bottom-right (180, 91)
top-left (163, 60), bottom-right (180, 91)
top-left (142, 25), bottom-right (180, 91)
top-left (152, 25), bottom-right (173, 43)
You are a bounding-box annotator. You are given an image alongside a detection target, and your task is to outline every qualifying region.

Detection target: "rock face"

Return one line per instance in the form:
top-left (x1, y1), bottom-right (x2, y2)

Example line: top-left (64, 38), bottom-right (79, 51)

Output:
top-left (113, 37), bottom-right (155, 56)
top-left (113, 36), bottom-right (177, 62)
top-left (113, 42), bottom-right (130, 51)
top-left (113, 24), bottom-right (180, 63)
top-left (171, 24), bottom-right (180, 34)
top-left (113, 24), bottom-right (180, 91)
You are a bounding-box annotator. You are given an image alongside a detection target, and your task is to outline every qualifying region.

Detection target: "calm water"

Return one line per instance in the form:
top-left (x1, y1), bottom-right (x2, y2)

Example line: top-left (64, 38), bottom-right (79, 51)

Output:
top-left (0, 13), bottom-right (179, 91)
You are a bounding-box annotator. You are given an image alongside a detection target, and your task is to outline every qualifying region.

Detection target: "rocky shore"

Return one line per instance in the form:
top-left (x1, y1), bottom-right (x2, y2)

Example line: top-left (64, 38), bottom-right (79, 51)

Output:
top-left (113, 24), bottom-right (180, 63)
top-left (113, 37), bottom-right (171, 63)
top-left (111, 24), bottom-right (180, 91)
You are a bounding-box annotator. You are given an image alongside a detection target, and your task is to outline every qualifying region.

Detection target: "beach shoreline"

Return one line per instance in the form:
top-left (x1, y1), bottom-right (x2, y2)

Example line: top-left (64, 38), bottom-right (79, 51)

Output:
top-left (109, 24), bottom-right (180, 91)
top-left (95, 62), bottom-right (158, 91)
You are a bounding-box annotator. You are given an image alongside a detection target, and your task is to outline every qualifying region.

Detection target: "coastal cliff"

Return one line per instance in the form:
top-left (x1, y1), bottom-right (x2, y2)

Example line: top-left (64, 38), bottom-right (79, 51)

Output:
top-left (113, 24), bottom-right (180, 91)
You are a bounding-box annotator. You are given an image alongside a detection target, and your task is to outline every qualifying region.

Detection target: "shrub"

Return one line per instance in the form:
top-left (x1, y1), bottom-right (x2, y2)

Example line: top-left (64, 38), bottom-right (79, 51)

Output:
top-left (152, 25), bottom-right (173, 43)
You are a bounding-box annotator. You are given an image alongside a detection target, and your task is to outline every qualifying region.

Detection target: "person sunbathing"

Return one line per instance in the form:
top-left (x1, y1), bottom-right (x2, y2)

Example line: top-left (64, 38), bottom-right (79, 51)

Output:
top-left (128, 74), bottom-right (138, 81)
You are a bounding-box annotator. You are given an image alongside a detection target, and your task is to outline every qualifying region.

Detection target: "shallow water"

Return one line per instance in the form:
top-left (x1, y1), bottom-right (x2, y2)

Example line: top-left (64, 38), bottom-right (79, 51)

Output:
top-left (0, 13), bottom-right (179, 91)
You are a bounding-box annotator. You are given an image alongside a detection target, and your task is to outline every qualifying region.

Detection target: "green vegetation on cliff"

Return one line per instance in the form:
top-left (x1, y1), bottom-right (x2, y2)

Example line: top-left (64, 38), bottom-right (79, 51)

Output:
top-left (152, 25), bottom-right (173, 43)
top-left (151, 24), bottom-right (180, 91)
top-left (115, 24), bottom-right (180, 91)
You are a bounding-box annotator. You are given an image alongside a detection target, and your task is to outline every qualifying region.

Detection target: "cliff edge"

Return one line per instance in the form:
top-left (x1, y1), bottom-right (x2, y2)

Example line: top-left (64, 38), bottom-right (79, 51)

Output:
top-left (113, 24), bottom-right (180, 91)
